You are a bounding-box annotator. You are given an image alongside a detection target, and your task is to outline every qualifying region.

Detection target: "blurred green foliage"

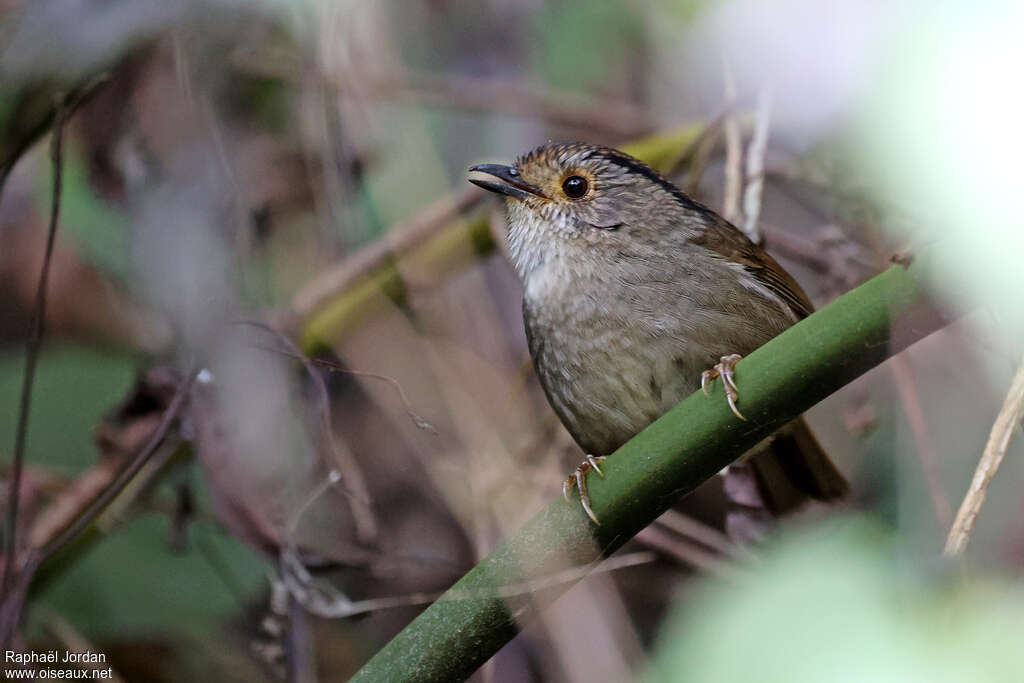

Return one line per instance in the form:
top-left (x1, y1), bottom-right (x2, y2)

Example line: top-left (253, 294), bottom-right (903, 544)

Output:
top-left (649, 518), bottom-right (1024, 682)
top-left (33, 513), bottom-right (266, 639)
top-left (0, 346), bottom-right (267, 640)
top-left (223, 75), bottom-right (291, 135)
top-left (530, 1), bottom-right (643, 93)
top-left (0, 345), bottom-right (137, 471)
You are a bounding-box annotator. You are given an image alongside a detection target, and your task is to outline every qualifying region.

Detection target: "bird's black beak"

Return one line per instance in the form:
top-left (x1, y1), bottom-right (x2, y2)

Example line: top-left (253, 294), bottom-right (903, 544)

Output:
top-left (468, 164), bottom-right (545, 200)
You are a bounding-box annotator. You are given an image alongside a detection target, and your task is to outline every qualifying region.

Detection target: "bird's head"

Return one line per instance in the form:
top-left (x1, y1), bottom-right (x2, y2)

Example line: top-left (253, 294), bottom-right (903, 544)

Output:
top-left (469, 142), bottom-right (710, 279)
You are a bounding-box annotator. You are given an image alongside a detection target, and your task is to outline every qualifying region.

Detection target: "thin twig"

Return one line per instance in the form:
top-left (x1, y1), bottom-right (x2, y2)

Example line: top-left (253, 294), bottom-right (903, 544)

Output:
top-left (634, 526), bottom-right (721, 572)
top-left (287, 590), bottom-right (317, 683)
top-left (245, 335), bottom-right (437, 435)
top-left (741, 86), bottom-right (772, 244)
top-left (331, 368), bottom-right (439, 433)
top-left (660, 106), bottom-right (731, 181)
top-left (41, 368), bottom-right (197, 558)
top-left (1, 95), bottom-right (68, 604)
top-left (680, 115), bottom-right (725, 196)
top-left (284, 550), bottom-right (657, 619)
top-left (288, 187), bottom-right (482, 325)
top-left (721, 58), bottom-right (743, 224)
top-left (653, 509), bottom-right (738, 558)
top-left (286, 470), bottom-right (342, 541)
top-left (0, 74), bottom-right (109, 202)
top-left (944, 353), bottom-right (1024, 556)
top-left (26, 459), bottom-right (124, 549)
top-left (236, 321), bottom-right (380, 542)
top-left (0, 560), bottom-right (34, 660)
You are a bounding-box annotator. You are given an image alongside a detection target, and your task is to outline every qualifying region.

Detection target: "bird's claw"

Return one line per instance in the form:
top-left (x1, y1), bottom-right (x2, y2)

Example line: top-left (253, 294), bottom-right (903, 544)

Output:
top-left (700, 354), bottom-right (746, 420)
top-left (562, 455), bottom-right (608, 525)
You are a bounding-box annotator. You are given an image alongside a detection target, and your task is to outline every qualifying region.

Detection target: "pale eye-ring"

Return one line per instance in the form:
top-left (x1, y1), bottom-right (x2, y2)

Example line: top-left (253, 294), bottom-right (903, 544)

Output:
top-left (562, 175), bottom-right (589, 199)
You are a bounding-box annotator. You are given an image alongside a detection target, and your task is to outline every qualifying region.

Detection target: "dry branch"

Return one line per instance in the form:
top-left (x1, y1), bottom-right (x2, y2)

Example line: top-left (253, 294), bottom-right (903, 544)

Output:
top-left (944, 353), bottom-right (1024, 556)
top-left (289, 187), bottom-right (482, 325)
top-left (741, 86), bottom-right (772, 244)
top-left (721, 60), bottom-right (743, 224)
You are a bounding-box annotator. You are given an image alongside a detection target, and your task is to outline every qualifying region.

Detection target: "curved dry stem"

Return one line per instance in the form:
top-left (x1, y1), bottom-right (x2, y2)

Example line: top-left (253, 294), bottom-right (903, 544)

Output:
top-left (1, 97), bottom-right (69, 606)
top-left (944, 353), bottom-right (1024, 556)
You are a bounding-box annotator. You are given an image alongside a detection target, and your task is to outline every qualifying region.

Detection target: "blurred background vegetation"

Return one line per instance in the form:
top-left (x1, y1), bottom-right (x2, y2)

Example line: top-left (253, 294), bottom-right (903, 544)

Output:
top-left (1, 0), bottom-right (1022, 681)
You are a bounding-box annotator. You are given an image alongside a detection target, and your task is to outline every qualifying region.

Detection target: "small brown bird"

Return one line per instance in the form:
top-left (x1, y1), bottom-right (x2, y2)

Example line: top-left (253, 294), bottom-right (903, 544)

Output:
top-left (469, 142), bottom-right (847, 526)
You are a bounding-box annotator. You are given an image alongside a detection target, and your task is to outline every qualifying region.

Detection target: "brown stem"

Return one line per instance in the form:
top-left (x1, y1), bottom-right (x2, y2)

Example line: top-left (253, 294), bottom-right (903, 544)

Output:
top-left (944, 353), bottom-right (1024, 556)
top-left (286, 187), bottom-right (483, 327)
top-left (1, 96), bottom-right (68, 605)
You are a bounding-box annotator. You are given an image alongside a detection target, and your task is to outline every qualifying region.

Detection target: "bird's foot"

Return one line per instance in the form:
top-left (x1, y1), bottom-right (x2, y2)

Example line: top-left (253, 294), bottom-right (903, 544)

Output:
top-left (562, 454), bottom-right (608, 525)
top-left (701, 354), bottom-right (746, 420)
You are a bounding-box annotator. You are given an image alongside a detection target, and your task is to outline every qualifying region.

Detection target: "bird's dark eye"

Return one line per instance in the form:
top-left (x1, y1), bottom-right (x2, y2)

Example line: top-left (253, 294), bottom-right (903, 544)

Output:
top-left (562, 175), bottom-right (589, 199)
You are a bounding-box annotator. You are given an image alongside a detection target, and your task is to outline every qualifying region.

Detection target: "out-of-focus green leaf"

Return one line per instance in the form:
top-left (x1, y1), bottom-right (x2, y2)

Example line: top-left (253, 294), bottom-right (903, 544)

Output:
top-left (650, 0), bottom-right (711, 24)
top-left (530, 1), bottom-right (643, 93)
top-left (32, 511), bottom-right (268, 639)
top-left (224, 74), bottom-right (291, 134)
top-left (0, 343), bottom-right (268, 638)
top-left (0, 344), bottom-right (138, 471)
top-left (649, 518), bottom-right (1024, 682)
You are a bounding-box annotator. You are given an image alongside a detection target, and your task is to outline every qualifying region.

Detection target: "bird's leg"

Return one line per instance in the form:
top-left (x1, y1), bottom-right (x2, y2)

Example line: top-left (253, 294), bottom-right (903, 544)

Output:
top-left (701, 354), bottom-right (746, 420)
top-left (562, 454), bottom-right (608, 525)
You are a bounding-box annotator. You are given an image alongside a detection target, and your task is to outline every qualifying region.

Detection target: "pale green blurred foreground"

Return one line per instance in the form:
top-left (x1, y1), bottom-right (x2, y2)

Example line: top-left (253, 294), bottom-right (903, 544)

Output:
top-left (650, 518), bottom-right (1024, 682)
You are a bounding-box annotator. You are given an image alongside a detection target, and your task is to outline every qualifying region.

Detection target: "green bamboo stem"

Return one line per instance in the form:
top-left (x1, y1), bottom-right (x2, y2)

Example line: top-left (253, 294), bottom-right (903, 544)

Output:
top-left (350, 254), bottom-right (956, 682)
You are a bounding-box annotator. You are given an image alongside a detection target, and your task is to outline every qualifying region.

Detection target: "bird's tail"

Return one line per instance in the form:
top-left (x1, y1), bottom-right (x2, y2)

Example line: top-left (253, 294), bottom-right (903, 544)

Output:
top-left (722, 416), bottom-right (849, 538)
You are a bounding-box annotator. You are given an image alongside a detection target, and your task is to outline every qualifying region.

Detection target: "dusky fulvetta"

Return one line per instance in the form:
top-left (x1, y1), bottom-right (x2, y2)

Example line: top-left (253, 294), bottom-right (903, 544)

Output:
top-left (469, 142), bottom-right (847, 525)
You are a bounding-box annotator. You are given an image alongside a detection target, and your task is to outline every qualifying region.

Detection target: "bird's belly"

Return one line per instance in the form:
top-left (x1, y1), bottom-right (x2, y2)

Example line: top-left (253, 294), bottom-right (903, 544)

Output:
top-left (524, 262), bottom-right (791, 455)
top-left (535, 327), bottom-right (714, 455)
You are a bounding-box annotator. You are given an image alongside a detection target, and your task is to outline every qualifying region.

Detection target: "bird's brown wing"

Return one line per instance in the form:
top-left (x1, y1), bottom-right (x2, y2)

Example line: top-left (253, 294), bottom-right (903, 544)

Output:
top-left (690, 215), bottom-right (814, 320)
top-left (691, 216), bottom-right (849, 519)
top-left (744, 416), bottom-right (850, 515)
